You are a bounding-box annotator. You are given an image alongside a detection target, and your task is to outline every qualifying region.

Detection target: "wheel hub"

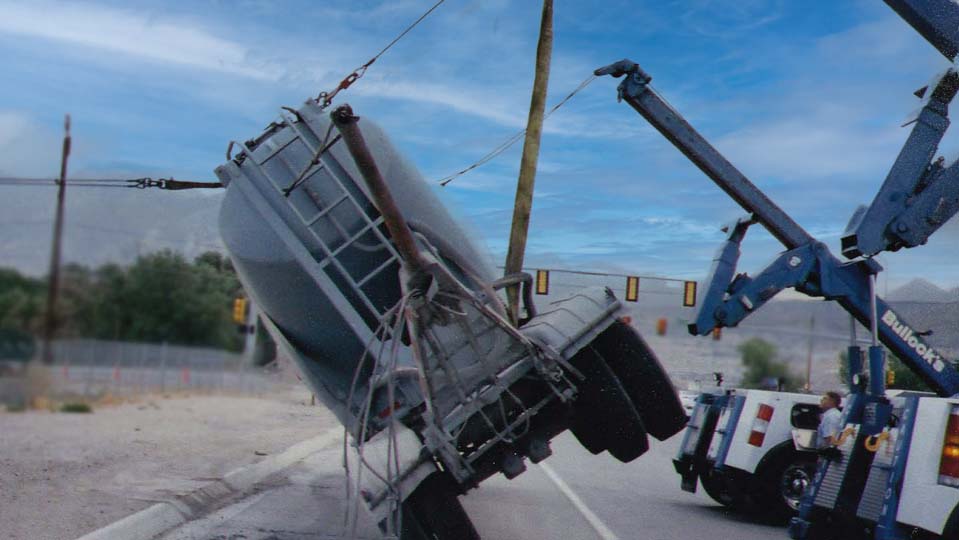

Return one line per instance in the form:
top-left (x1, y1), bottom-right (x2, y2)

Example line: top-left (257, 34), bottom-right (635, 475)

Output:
top-left (780, 464), bottom-right (813, 511)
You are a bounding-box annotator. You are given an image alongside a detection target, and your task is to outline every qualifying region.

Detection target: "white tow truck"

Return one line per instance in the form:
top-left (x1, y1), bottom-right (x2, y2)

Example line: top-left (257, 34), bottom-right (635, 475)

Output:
top-left (596, 0), bottom-right (959, 535)
top-left (676, 388), bottom-right (823, 520)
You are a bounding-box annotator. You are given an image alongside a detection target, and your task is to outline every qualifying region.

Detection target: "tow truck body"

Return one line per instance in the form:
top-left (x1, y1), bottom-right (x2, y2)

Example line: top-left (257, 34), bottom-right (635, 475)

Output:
top-left (597, 1), bottom-right (959, 536)
top-left (214, 101), bottom-right (686, 539)
top-left (676, 389), bottom-right (823, 517)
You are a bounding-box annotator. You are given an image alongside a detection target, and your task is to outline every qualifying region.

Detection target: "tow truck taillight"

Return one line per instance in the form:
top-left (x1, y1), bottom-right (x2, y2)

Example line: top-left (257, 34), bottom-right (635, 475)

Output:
top-left (747, 404), bottom-right (774, 447)
top-left (938, 407), bottom-right (959, 487)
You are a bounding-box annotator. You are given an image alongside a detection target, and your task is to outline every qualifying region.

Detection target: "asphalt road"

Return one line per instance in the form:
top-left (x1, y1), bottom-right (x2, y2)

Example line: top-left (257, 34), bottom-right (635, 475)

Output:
top-left (159, 433), bottom-right (785, 540)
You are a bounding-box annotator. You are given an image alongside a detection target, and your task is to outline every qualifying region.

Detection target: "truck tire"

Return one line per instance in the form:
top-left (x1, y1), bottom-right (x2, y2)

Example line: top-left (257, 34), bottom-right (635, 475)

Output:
top-left (940, 503), bottom-right (959, 539)
top-left (700, 470), bottom-right (737, 508)
top-left (394, 472), bottom-right (481, 540)
top-left (569, 346), bottom-right (650, 462)
top-left (757, 444), bottom-right (818, 522)
top-left (590, 321), bottom-right (688, 441)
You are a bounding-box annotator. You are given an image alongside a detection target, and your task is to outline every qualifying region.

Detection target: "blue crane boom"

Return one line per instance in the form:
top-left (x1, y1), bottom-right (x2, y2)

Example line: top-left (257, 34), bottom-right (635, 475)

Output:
top-left (841, 0), bottom-right (959, 258)
top-left (598, 3), bottom-right (959, 537)
top-left (594, 59), bottom-right (959, 398)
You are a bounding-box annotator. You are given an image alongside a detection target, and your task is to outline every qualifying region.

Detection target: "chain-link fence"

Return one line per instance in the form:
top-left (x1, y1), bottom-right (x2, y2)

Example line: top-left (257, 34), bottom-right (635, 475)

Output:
top-left (0, 339), bottom-right (277, 407)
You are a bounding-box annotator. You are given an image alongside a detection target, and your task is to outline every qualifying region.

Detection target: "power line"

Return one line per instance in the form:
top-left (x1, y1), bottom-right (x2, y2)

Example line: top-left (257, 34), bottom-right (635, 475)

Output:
top-left (316, 0), bottom-right (447, 109)
top-left (438, 74), bottom-right (597, 187)
top-left (0, 177), bottom-right (221, 190)
top-left (501, 265), bottom-right (691, 284)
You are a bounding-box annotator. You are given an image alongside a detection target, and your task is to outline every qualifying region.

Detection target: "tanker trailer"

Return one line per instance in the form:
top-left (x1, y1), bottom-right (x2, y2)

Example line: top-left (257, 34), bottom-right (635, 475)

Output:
top-left (214, 101), bottom-right (686, 539)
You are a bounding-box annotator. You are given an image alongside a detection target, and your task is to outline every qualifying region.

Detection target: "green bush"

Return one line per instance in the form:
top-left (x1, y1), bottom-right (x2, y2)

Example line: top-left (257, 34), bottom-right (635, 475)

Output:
top-left (59, 402), bottom-right (93, 413)
top-left (738, 337), bottom-right (802, 391)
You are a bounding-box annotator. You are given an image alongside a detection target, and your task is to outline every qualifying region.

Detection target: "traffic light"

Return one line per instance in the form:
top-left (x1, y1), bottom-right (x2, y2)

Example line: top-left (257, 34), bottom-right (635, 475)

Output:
top-left (683, 281), bottom-right (697, 307)
top-left (535, 270), bottom-right (550, 295)
top-left (233, 297), bottom-right (248, 324)
top-left (625, 276), bottom-right (639, 302)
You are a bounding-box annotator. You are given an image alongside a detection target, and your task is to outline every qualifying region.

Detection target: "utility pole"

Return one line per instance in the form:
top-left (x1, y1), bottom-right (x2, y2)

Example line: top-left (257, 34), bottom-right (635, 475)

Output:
top-left (40, 114), bottom-right (71, 365)
top-left (504, 0), bottom-right (553, 324)
top-left (242, 300), bottom-right (258, 366)
top-left (804, 313), bottom-right (815, 392)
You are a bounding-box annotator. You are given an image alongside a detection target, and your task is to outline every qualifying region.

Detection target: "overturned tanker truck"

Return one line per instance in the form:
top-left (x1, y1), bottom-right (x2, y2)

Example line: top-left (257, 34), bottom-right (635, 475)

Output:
top-left (214, 101), bottom-right (686, 539)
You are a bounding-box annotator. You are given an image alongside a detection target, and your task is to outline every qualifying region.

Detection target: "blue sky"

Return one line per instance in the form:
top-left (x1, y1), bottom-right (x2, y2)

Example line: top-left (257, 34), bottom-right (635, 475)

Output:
top-left (1, 0), bottom-right (958, 289)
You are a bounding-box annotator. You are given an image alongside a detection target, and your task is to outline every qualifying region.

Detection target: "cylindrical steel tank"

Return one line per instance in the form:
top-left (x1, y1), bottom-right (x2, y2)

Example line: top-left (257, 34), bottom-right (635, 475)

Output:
top-left (215, 101), bottom-right (494, 428)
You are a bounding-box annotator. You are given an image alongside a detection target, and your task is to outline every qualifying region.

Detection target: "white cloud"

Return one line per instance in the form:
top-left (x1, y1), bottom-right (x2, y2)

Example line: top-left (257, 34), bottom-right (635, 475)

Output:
top-left (0, 1), bottom-right (279, 79)
top-left (0, 111), bottom-right (61, 176)
top-left (355, 78), bottom-right (527, 128)
top-left (715, 114), bottom-right (905, 180)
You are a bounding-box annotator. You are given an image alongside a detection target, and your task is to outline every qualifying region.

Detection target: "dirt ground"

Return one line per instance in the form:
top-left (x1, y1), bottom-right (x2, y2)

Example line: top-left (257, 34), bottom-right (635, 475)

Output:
top-left (0, 385), bottom-right (338, 540)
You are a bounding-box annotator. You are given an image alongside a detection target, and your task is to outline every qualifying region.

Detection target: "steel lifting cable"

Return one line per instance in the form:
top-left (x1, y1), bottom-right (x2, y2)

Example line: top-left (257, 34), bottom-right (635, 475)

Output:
top-left (279, 0), bottom-right (446, 199)
top-left (438, 74), bottom-right (598, 187)
top-left (282, 123), bottom-right (340, 197)
top-left (0, 176), bottom-right (222, 190)
top-left (343, 295), bottom-right (411, 538)
top-left (316, 0), bottom-right (447, 110)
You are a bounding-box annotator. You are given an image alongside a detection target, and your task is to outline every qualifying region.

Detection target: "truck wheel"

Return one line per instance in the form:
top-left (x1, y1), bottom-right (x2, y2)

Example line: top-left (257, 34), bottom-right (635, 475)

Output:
top-left (569, 346), bottom-right (650, 462)
top-left (757, 445), bottom-right (817, 522)
top-left (569, 411), bottom-right (606, 454)
top-left (394, 472), bottom-right (481, 540)
top-left (940, 503), bottom-right (959, 539)
top-left (590, 320), bottom-right (688, 441)
top-left (700, 470), bottom-right (736, 508)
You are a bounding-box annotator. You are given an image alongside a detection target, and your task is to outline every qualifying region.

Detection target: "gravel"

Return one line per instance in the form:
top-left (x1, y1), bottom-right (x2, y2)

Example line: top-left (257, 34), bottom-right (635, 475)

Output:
top-left (0, 385), bottom-right (337, 540)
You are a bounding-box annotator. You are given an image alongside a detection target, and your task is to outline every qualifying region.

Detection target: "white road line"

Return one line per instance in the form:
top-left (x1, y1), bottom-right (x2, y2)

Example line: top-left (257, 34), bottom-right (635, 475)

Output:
top-left (536, 462), bottom-right (621, 540)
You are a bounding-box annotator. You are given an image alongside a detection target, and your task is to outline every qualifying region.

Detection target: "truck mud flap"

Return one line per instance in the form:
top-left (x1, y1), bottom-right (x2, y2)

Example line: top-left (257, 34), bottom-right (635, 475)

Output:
top-left (569, 345), bottom-right (650, 462)
top-left (674, 396), bottom-right (722, 494)
top-left (672, 456), bottom-right (698, 492)
top-left (589, 320), bottom-right (688, 440)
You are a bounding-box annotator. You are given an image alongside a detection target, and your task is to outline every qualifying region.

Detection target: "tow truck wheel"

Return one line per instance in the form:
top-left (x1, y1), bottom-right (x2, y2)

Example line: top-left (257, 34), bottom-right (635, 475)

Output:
top-left (777, 462), bottom-right (813, 513)
top-left (395, 472), bottom-right (480, 540)
top-left (757, 444), bottom-right (817, 522)
top-left (700, 470), bottom-right (737, 508)
top-left (939, 503), bottom-right (959, 539)
top-left (590, 320), bottom-right (688, 441)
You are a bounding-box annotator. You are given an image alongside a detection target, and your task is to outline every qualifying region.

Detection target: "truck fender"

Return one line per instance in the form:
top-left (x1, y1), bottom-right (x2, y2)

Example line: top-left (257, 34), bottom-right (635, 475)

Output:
top-left (756, 440), bottom-right (814, 476)
top-left (944, 503), bottom-right (959, 538)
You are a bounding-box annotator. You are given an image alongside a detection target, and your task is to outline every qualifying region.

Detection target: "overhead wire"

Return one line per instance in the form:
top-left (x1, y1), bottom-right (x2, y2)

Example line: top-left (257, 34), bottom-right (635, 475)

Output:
top-left (0, 177), bottom-right (222, 190)
top-left (438, 74), bottom-right (598, 187)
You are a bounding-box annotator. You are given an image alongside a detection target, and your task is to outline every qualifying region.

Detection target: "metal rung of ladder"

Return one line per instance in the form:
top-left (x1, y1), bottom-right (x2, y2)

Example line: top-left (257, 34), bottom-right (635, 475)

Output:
top-left (329, 218), bottom-right (385, 259)
top-left (304, 193), bottom-right (349, 227)
top-left (268, 109), bottom-right (403, 321)
top-left (356, 255), bottom-right (401, 288)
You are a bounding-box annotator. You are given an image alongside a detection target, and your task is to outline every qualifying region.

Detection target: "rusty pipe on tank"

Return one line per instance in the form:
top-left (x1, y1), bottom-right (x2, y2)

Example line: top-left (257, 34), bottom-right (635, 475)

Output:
top-left (330, 104), bottom-right (429, 273)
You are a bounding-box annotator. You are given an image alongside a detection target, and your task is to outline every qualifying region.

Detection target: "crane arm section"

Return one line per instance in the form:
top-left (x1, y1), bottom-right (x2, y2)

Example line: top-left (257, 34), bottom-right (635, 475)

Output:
top-left (595, 60), bottom-right (959, 397)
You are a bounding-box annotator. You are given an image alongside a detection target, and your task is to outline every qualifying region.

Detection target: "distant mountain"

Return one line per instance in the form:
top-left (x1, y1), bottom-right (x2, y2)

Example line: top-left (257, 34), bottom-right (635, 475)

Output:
top-left (1, 185), bottom-right (224, 276)
top-left (887, 278), bottom-right (959, 303)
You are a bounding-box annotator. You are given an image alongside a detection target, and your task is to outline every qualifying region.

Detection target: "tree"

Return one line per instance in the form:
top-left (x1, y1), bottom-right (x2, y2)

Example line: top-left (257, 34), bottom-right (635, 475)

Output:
top-left (0, 268), bottom-right (45, 334)
top-left (0, 249), bottom-right (247, 352)
top-left (110, 250), bottom-right (243, 349)
top-left (738, 337), bottom-right (802, 391)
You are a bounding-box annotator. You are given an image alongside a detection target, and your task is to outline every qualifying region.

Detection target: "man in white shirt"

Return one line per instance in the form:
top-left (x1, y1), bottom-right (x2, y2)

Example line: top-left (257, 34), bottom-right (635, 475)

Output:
top-left (818, 391), bottom-right (843, 447)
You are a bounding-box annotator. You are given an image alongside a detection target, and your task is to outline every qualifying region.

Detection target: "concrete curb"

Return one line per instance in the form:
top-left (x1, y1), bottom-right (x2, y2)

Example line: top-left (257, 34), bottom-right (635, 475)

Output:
top-left (75, 427), bottom-right (343, 540)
